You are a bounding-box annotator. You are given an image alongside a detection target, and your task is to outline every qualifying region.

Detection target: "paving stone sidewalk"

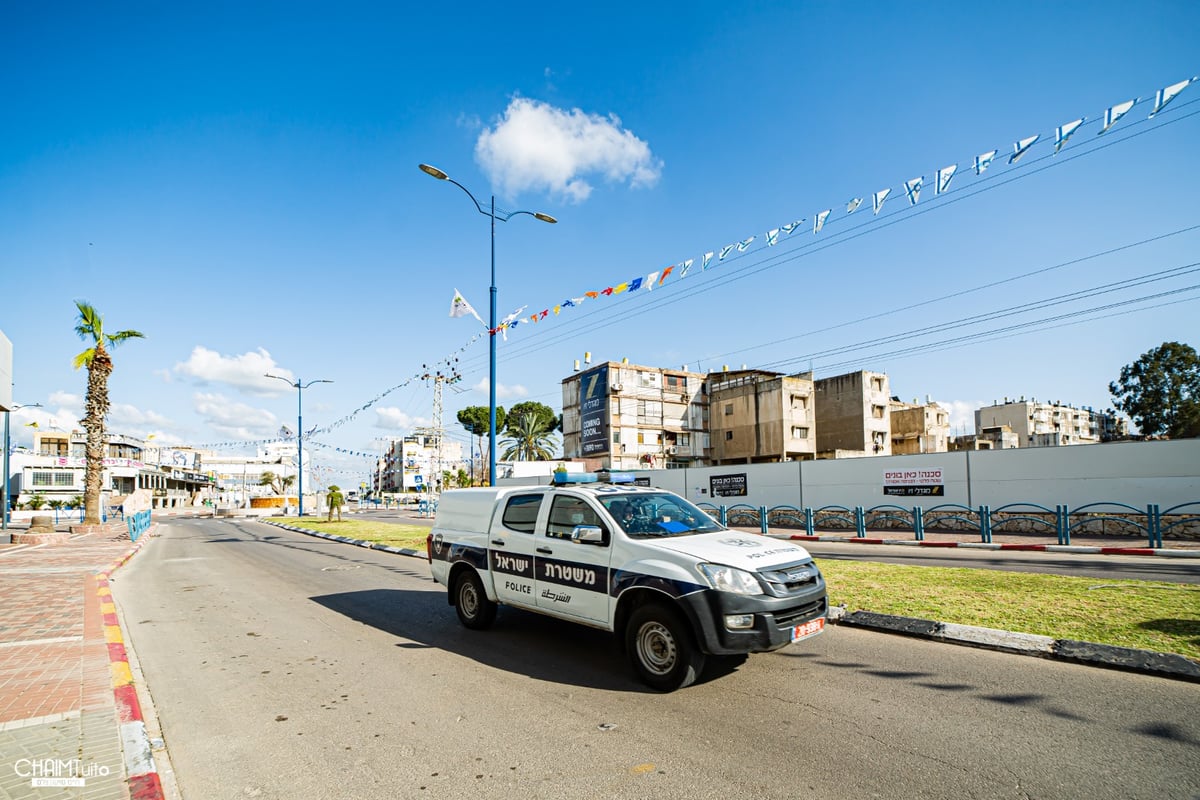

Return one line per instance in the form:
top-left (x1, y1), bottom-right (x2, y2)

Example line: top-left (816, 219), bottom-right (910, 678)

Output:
top-left (0, 528), bottom-right (147, 800)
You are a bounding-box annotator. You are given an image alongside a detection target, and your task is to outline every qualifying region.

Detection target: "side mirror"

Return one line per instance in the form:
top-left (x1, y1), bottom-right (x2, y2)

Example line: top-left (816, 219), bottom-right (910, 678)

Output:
top-left (571, 525), bottom-right (605, 544)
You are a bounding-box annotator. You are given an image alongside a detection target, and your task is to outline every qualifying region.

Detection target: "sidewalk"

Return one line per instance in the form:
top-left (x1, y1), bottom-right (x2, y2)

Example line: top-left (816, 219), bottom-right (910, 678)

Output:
top-left (0, 524), bottom-right (162, 800)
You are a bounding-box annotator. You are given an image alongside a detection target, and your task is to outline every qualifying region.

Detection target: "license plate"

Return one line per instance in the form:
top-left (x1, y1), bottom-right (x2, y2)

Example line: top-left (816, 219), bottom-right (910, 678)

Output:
top-left (790, 617), bottom-right (825, 643)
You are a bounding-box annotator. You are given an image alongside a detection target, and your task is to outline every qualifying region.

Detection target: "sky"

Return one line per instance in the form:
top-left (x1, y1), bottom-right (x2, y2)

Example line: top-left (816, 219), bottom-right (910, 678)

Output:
top-left (2, 1), bottom-right (1198, 484)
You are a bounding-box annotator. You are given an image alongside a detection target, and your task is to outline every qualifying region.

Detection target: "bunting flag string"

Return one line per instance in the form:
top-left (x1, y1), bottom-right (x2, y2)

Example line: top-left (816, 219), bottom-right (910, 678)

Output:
top-left (443, 76), bottom-right (1196, 344)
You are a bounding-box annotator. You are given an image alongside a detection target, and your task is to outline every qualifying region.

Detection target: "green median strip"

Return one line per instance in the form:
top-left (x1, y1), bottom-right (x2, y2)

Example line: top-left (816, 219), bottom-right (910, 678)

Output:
top-left (271, 518), bottom-right (1198, 662)
top-left (818, 559), bottom-right (1200, 661)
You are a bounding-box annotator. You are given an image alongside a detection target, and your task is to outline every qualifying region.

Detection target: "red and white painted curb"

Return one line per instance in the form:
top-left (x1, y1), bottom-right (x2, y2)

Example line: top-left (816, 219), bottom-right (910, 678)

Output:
top-left (95, 529), bottom-right (166, 800)
top-left (774, 533), bottom-right (1200, 557)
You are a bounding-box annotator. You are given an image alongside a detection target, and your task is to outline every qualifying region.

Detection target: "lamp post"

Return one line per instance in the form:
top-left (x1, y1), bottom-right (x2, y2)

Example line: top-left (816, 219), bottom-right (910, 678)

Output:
top-left (265, 375), bottom-right (332, 517)
top-left (419, 163), bottom-right (557, 486)
top-left (3, 403), bottom-right (41, 531)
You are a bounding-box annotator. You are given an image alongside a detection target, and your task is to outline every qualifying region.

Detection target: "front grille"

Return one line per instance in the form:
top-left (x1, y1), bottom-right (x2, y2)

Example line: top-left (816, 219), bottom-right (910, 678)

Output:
top-left (758, 560), bottom-right (821, 597)
top-left (774, 597), bottom-right (827, 628)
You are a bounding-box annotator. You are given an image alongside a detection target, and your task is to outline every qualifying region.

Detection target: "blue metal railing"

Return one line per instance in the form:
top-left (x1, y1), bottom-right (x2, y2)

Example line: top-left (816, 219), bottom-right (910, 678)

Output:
top-left (696, 499), bottom-right (1198, 548)
top-left (127, 510), bottom-right (152, 542)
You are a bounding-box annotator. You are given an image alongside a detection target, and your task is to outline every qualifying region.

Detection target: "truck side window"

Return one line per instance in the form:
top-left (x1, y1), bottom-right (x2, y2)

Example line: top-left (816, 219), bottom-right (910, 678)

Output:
top-left (546, 496), bottom-right (603, 542)
top-left (501, 494), bottom-right (543, 533)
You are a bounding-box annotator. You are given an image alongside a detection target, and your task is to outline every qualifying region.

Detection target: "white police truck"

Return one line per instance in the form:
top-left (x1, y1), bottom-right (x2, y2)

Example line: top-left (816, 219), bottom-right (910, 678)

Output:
top-left (427, 472), bottom-right (827, 691)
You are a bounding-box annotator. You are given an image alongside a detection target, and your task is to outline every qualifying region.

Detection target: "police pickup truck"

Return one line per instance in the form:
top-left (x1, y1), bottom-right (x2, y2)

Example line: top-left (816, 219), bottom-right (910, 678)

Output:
top-left (427, 473), bottom-right (827, 691)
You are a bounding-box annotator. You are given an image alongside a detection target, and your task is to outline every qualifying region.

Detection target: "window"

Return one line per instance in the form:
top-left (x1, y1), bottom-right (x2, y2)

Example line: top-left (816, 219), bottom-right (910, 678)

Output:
top-left (791, 427), bottom-right (809, 439)
top-left (665, 374), bottom-right (683, 390)
top-left (872, 405), bottom-right (885, 419)
top-left (31, 471), bottom-right (53, 487)
top-left (790, 394), bottom-right (808, 410)
top-left (546, 496), bottom-right (603, 541)
top-left (872, 377), bottom-right (884, 392)
top-left (725, 431), bottom-right (733, 441)
top-left (501, 494), bottom-right (543, 534)
top-left (724, 403), bottom-right (734, 416)
top-left (55, 472), bottom-right (74, 487)
top-left (677, 434), bottom-right (690, 446)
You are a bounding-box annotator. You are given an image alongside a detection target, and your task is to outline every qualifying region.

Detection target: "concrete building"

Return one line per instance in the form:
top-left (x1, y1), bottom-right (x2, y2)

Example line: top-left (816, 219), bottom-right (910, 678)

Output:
top-left (949, 424), bottom-right (1021, 451)
top-left (889, 397), bottom-right (951, 455)
top-left (378, 432), bottom-right (463, 494)
top-left (561, 360), bottom-right (709, 470)
top-left (974, 398), bottom-right (1122, 447)
top-left (707, 369), bottom-right (817, 464)
top-left (814, 370), bottom-right (892, 457)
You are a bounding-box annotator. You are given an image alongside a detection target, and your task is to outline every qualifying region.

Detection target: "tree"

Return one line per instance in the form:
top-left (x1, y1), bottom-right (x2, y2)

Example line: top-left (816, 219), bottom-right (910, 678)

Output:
top-left (1109, 341), bottom-right (1200, 439)
top-left (72, 301), bottom-right (144, 525)
top-left (505, 401), bottom-right (557, 436)
top-left (258, 471), bottom-right (297, 495)
top-left (500, 410), bottom-right (560, 462)
top-left (457, 405), bottom-right (506, 479)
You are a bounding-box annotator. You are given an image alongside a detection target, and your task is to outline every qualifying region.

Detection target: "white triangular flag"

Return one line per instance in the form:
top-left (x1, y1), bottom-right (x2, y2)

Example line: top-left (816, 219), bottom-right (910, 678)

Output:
top-left (846, 198), bottom-right (862, 213)
top-left (904, 177), bottom-right (922, 205)
top-left (975, 150), bottom-right (997, 174)
top-left (1098, 99), bottom-right (1136, 134)
top-left (1150, 78), bottom-right (1195, 118)
top-left (935, 164), bottom-right (957, 194)
top-left (1054, 119), bottom-right (1084, 153)
top-left (1009, 135), bottom-right (1039, 164)
top-left (766, 228), bottom-right (780, 246)
top-left (872, 188), bottom-right (890, 215)
top-left (813, 209), bottom-right (830, 233)
top-left (449, 288), bottom-right (484, 325)
top-left (736, 236), bottom-right (755, 252)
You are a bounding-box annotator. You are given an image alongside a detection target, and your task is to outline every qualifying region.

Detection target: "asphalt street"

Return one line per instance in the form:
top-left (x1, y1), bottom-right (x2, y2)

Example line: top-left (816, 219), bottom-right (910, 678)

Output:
top-left (111, 517), bottom-right (1200, 800)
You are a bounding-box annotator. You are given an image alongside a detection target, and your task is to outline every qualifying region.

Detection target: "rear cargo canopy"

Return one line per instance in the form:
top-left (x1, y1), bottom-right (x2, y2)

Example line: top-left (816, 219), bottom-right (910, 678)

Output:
top-left (435, 487), bottom-right (533, 533)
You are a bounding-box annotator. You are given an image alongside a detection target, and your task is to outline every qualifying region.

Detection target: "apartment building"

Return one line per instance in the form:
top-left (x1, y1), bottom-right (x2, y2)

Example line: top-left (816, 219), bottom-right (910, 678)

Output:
top-left (707, 369), bottom-right (817, 464)
top-left (949, 424), bottom-right (1021, 451)
top-left (889, 397), bottom-right (951, 455)
top-left (561, 361), bottom-right (708, 470)
top-left (814, 370), bottom-right (892, 457)
top-left (974, 398), bottom-right (1119, 447)
top-left (378, 432), bottom-right (463, 494)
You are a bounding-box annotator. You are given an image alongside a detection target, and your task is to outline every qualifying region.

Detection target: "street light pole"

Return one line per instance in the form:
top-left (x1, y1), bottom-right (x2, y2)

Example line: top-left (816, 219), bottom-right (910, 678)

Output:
top-left (2, 403), bottom-right (41, 531)
top-left (418, 163), bottom-right (557, 487)
top-left (265, 375), bottom-right (332, 517)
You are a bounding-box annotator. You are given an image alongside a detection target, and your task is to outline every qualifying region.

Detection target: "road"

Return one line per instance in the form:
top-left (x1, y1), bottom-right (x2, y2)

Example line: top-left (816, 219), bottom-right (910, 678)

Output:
top-left (113, 517), bottom-right (1200, 800)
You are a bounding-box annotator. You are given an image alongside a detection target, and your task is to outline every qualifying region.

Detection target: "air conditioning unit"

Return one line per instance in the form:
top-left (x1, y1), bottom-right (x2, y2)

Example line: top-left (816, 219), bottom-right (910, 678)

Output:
top-left (611, 383), bottom-right (623, 392)
top-left (669, 445), bottom-right (684, 455)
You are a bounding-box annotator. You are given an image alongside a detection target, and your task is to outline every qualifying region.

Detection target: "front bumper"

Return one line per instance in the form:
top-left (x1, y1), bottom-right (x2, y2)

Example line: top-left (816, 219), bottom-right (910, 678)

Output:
top-left (678, 579), bottom-right (827, 655)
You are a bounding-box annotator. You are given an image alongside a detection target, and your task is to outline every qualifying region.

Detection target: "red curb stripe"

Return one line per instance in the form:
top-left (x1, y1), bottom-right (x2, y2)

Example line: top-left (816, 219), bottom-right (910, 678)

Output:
top-left (128, 772), bottom-right (164, 799)
top-left (1099, 547), bottom-right (1157, 556)
top-left (107, 642), bottom-right (128, 662)
top-left (103, 612), bottom-right (121, 627)
top-left (787, 535), bottom-right (822, 540)
top-left (997, 544), bottom-right (1049, 551)
top-left (916, 541), bottom-right (960, 547)
top-left (113, 682), bottom-right (143, 724)
top-left (845, 538), bottom-right (886, 544)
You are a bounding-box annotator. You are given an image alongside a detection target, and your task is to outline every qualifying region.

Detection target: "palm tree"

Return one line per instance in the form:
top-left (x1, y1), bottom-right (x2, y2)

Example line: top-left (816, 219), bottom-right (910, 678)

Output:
top-left (500, 411), bottom-right (559, 462)
top-left (72, 301), bottom-right (144, 525)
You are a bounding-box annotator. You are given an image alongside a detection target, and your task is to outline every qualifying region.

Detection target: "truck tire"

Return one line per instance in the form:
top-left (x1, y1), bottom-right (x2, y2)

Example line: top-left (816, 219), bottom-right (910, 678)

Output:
top-left (626, 603), bottom-right (706, 691)
top-left (453, 570), bottom-right (496, 630)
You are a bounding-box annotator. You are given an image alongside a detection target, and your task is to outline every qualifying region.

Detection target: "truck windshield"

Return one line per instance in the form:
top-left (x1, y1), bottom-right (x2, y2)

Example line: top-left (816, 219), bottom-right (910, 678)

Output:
top-left (600, 493), bottom-right (723, 537)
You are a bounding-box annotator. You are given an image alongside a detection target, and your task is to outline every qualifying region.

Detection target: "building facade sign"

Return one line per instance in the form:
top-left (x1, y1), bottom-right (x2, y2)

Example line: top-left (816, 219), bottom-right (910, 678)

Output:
top-left (710, 472), bottom-right (748, 497)
top-left (580, 366), bottom-right (609, 456)
top-left (883, 467), bottom-right (945, 496)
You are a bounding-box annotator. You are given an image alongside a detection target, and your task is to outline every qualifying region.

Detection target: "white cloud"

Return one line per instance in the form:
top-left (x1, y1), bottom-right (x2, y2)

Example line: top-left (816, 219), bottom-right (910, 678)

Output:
top-left (193, 392), bottom-right (280, 439)
top-left (48, 391), bottom-right (84, 419)
top-left (109, 403), bottom-right (175, 433)
top-left (943, 400), bottom-right (984, 434)
top-left (174, 346), bottom-right (293, 395)
top-left (472, 378), bottom-right (528, 401)
top-left (475, 97), bottom-right (662, 204)
top-left (375, 407), bottom-right (429, 431)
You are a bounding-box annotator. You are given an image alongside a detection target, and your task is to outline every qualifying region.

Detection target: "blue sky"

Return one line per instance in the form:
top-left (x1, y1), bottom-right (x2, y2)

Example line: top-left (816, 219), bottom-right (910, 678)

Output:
top-left (2, 1), bottom-right (1198, 480)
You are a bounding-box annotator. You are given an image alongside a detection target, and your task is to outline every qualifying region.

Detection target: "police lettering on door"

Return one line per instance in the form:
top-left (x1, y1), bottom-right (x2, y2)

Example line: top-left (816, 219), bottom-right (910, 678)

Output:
top-left (539, 557), bottom-right (604, 591)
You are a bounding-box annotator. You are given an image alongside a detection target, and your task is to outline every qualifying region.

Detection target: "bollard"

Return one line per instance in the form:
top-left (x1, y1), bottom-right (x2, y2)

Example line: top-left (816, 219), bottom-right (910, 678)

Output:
top-left (804, 507), bottom-right (814, 536)
top-left (759, 506), bottom-right (769, 534)
top-left (913, 506), bottom-right (924, 541)
top-left (854, 506), bottom-right (866, 537)
top-left (980, 505), bottom-right (991, 543)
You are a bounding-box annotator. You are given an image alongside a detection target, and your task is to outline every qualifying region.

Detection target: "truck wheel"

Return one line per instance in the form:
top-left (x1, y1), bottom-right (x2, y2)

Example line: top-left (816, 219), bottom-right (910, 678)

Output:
top-left (626, 603), bottom-right (705, 691)
top-left (453, 570), bottom-right (496, 630)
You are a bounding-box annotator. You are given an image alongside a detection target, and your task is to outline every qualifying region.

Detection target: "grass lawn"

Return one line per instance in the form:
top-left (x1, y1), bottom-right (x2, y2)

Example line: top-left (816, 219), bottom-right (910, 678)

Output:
top-left (818, 559), bottom-right (1200, 661)
top-left (271, 516), bottom-right (1199, 661)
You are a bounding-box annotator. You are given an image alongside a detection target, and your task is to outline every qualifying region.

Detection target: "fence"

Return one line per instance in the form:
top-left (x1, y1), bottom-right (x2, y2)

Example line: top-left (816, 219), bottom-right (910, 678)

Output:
top-left (696, 500), bottom-right (1200, 548)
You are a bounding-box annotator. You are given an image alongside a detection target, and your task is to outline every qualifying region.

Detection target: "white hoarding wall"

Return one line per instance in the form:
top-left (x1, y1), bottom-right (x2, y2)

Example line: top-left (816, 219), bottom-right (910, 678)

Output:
top-left (615, 439), bottom-right (1198, 512)
top-left (966, 440), bottom-right (1200, 510)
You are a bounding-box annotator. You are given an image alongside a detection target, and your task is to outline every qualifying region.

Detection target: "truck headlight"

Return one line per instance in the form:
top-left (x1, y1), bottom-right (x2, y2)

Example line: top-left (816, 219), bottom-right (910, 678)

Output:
top-left (697, 563), bottom-right (763, 595)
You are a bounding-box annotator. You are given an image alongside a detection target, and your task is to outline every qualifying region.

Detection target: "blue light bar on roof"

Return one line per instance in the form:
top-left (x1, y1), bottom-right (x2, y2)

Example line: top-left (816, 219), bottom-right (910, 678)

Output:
top-left (606, 472), bottom-right (637, 484)
top-left (552, 472), bottom-right (598, 484)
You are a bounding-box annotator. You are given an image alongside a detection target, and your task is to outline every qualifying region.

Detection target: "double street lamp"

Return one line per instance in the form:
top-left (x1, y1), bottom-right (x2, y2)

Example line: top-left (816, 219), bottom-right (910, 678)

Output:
top-left (265, 375), bottom-right (332, 517)
top-left (418, 163), bottom-right (557, 486)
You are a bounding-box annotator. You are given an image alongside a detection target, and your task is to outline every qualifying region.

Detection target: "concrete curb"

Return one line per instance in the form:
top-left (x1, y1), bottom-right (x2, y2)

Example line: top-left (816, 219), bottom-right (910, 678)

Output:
top-left (264, 519), bottom-right (1200, 683)
top-left (829, 607), bottom-right (1200, 683)
top-left (95, 526), bottom-right (167, 800)
top-left (776, 533), bottom-right (1200, 557)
